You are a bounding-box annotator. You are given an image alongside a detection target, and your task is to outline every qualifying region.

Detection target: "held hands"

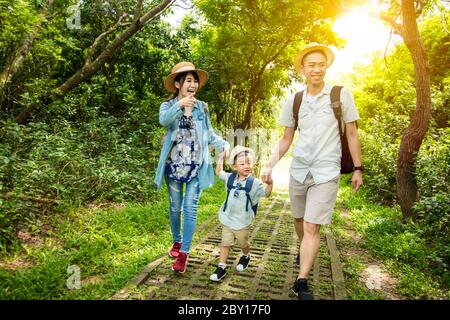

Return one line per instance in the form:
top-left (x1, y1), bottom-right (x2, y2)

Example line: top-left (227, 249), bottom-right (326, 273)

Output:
top-left (218, 148), bottom-right (230, 161)
top-left (261, 165), bottom-right (273, 185)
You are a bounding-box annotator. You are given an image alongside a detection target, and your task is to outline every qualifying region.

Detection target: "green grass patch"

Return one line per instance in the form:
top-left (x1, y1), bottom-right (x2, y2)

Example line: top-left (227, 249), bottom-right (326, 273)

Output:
top-left (335, 178), bottom-right (449, 299)
top-left (0, 180), bottom-right (226, 299)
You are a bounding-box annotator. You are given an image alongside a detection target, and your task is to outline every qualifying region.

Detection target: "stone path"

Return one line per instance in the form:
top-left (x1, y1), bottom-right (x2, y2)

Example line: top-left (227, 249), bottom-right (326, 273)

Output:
top-left (113, 192), bottom-right (346, 300)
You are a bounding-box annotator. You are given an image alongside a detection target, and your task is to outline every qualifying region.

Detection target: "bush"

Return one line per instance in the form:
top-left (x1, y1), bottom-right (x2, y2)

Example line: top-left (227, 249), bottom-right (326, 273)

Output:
top-left (0, 94), bottom-right (164, 249)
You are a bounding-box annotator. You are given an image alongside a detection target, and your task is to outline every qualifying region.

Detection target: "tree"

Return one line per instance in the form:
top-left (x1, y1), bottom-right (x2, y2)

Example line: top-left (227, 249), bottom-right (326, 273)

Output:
top-left (193, 0), bottom-right (345, 129)
top-left (0, 0), bottom-right (56, 92)
top-left (2, 0), bottom-right (176, 124)
top-left (380, 0), bottom-right (433, 220)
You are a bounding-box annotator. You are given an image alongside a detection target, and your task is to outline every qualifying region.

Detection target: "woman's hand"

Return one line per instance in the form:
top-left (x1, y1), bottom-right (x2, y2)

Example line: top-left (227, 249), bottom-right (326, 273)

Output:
top-left (223, 147), bottom-right (230, 160)
top-left (179, 93), bottom-right (196, 116)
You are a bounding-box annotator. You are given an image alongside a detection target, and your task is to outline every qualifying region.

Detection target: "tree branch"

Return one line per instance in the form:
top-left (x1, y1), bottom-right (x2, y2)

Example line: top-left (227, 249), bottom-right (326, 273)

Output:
top-left (0, 193), bottom-right (61, 204)
top-left (140, 0), bottom-right (176, 24)
top-left (16, 0), bottom-right (176, 124)
top-left (0, 0), bottom-right (54, 91)
top-left (134, 0), bottom-right (144, 22)
top-left (380, 14), bottom-right (405, 37)
top-left (87, 13), bottom-right (128, 63)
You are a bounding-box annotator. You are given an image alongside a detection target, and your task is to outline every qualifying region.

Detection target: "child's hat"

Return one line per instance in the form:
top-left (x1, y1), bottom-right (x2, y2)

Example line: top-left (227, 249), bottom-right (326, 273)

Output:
top-left (228, 146), bottom-right (256, 165)
top-left (164, 62), bottom-right (209, 93)
top-left (293, 43), bottom-right (334, 73)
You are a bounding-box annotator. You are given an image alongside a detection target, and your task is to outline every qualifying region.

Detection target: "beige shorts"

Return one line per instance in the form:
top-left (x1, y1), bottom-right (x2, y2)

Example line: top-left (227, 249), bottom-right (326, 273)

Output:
top-left (221, 224), bottom-right (250, 248)
top-left (289, 173), bottom-right (340, 225)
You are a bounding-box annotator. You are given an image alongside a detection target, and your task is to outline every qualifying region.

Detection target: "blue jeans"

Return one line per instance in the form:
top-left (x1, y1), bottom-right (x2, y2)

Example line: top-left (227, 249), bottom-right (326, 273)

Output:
top-left (165, 175), bottom-right (201, 254)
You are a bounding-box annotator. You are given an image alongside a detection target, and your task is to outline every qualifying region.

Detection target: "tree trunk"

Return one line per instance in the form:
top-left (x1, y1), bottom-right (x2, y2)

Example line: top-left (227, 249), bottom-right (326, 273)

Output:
top-left (0, 0), bottom-right (54, 91)
top-left (238, 77), bottom-right (260, 129)
top-left (396, 0), bottom-right (432, 221)
top-left (15, 0), bottom-right (174, 124)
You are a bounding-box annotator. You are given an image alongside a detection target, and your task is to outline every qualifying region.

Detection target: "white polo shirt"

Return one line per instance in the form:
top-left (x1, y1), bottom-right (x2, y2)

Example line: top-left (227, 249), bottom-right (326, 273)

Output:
top-left (279, 83), bottom-right (359, 184)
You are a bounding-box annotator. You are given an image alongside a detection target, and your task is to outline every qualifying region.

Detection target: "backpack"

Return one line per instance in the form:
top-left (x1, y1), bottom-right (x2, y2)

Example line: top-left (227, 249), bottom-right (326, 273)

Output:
top-left (223, 172), bottom-right (258, 215)
top-left (293, 86), bottom-right (355, 174)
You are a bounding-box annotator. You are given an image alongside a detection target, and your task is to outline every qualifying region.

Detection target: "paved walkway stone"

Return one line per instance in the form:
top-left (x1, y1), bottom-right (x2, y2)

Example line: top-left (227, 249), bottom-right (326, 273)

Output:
top-left (112, 194), bottom-right (346, 300)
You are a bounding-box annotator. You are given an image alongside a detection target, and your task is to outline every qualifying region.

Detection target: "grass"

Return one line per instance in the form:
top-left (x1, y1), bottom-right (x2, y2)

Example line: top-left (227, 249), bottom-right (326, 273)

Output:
top-left (0, 181), bottom-right (226, 299)
top-left (333, 177), bottom-right (449, 300)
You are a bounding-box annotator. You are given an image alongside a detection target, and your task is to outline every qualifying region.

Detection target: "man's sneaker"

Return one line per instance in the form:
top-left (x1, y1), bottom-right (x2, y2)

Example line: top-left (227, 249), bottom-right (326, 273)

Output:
top-left (168, 242), bottom-right (182, 258)
top-left (172, 252), bottom-right (188, 273)
top-left (292, 278), bottom-right (314, 300)
top-left (209, 266), bottom-right (227, 282)
top-left (295, 253), bottom-right (300, 265)
top-left (236, 255), bottom-right (250, 272)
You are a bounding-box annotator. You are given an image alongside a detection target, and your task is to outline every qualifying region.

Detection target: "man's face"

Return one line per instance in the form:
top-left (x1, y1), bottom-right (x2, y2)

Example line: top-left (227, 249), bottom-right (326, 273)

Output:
top-left (301, 52), bottom-right (328, 86)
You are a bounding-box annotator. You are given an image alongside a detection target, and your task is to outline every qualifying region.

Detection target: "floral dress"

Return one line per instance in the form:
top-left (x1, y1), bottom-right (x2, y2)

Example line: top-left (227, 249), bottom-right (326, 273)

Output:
top-left (165, 115), bottom-right (201, 183)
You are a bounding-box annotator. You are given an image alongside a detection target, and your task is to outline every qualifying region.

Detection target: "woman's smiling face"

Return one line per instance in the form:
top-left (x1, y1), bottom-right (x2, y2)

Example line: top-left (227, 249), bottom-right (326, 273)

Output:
top-left (175, 72), bottom-right (199, 98)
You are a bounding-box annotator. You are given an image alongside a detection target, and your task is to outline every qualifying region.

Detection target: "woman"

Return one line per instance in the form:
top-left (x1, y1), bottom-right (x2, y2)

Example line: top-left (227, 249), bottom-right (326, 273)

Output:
top-left (154, 62), bottom-right (230, 273)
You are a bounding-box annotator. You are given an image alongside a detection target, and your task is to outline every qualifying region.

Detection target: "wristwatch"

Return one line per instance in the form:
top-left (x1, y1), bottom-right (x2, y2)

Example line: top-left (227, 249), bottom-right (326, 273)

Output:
top-left (354, 165), bottom-right (364, 172)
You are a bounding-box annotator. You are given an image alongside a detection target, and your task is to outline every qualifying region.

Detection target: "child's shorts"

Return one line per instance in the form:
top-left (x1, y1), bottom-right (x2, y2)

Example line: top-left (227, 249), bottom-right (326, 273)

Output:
top-left (221, 224), bottom-right (250, 248)
top-left (289, 172), bottom-right (340, 225)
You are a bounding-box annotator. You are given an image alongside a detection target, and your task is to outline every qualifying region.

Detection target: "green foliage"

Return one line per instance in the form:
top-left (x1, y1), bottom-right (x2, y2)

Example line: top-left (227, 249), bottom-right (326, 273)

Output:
top-left (0, 181), bottom-right (225, 299)
top-left (337, 181), bottom-right (449, 298)
top-left (344, 11), bottom-right (449, 280)
top-left (192, 0), bottom-right (345, 129)
top-left (0, 95), bottom-right (164, 248)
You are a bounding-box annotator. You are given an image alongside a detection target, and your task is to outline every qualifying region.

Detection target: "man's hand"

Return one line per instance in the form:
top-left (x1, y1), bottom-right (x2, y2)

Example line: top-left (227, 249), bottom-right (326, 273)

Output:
top-left (352, 171), bottom-right (363, 194)
top-left (261, 165), bottom-right (273, 184)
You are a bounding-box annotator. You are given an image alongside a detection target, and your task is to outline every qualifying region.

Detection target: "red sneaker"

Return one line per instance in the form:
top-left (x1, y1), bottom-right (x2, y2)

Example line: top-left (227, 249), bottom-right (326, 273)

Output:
top-left (171, 252), bottom-right (188, 273)
top-left (168, 242), bottom-right (182, 258)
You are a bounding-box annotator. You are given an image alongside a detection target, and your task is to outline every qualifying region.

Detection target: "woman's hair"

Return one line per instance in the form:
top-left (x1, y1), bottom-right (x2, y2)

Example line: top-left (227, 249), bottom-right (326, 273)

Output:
top-left (165, 71), bottom-right (200, 101)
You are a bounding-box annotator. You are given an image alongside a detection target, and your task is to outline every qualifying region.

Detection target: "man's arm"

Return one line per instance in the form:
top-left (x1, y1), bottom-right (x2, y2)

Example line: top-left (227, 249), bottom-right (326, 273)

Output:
top-left (261, 127), bottom-right (295, 183)
top-left (346, 121), bottom-right (363, 193)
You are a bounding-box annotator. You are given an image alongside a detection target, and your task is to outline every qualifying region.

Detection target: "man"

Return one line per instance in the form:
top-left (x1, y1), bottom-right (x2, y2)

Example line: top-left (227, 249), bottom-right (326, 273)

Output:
top-left (261, 43), bottom-right (363, 300)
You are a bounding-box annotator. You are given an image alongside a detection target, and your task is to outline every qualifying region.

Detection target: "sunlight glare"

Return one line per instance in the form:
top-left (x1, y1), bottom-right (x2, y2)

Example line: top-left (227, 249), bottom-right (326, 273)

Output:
top-left (327, 3), bottom-right (402, 81)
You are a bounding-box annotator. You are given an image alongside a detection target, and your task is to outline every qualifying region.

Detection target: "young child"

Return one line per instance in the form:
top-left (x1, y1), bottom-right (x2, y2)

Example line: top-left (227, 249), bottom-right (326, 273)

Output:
top-left (209, 146), bottom-right (273, 282)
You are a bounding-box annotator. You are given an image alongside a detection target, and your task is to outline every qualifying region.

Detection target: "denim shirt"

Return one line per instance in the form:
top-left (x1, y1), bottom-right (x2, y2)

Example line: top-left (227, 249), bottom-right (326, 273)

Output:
top-left (154, 97), bottom-right (230, 191)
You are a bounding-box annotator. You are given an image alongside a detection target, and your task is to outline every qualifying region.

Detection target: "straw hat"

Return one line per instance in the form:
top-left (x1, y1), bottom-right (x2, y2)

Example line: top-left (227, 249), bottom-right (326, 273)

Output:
top-left (294, 43), bottom-right (335, 73)
top-left (228, 146), bottom-right (256, 165)
top-left (164, 62), bottom-right (209, 93)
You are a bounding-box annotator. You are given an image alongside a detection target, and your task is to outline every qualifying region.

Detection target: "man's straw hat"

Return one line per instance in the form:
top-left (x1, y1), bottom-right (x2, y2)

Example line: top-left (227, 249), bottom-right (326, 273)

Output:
top-left (294, 43), bottom-right (335, 73)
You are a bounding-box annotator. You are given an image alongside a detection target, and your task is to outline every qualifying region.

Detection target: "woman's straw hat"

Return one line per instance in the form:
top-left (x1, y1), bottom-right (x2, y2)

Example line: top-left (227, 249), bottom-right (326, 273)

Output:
top-left (164, 62), bottom-right (209, 93)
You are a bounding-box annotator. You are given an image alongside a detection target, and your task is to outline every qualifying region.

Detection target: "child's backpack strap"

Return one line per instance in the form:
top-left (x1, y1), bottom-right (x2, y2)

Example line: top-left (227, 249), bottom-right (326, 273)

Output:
top-left (223, 171), bottom-right (238, 212)
top-left (243, 176), bottom-right (258, 216)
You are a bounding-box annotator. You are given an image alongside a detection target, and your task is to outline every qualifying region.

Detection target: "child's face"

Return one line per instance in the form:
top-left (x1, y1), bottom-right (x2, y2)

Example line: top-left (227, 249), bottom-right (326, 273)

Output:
top-left (233, 154), bottom-right (254, 178)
